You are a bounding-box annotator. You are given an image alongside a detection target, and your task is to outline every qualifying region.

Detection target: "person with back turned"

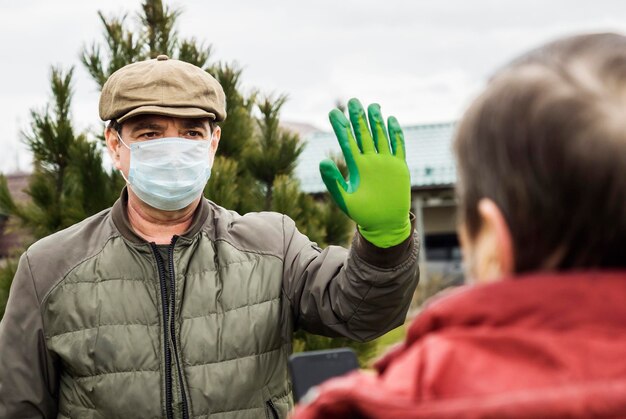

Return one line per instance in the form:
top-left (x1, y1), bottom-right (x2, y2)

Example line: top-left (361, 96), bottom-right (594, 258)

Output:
top-left (295, 33), bottom-right (626, 419)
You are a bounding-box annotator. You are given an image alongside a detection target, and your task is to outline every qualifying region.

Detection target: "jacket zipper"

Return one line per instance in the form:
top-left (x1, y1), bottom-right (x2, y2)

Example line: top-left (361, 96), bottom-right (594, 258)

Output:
top-left (266, 399), bottom-right (279, 419)
top-left (167, 235), bottom-right (190, 419)
top-left (151, 242), bottom-right (174, 419)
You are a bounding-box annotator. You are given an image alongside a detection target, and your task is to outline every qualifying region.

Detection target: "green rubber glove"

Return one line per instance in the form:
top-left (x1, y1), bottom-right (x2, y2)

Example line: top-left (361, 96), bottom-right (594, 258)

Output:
top-left (320, 98), bottom-right (411, 248)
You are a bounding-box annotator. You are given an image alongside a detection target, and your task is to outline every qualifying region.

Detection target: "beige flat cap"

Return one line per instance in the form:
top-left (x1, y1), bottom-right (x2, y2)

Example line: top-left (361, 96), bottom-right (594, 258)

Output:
top-left (99, 54), bottom-right (226, 123)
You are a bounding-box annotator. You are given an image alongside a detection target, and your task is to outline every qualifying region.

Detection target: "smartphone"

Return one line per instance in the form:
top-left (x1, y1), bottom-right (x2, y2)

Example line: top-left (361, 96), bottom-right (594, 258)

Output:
top-left (288, 348), bottom-right (359, 403)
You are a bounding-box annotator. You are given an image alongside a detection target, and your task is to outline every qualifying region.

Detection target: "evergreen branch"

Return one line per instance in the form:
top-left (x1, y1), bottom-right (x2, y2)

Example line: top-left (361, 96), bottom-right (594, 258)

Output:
top-left (141, 0), bottom-right (181, 57)
top-left (50, 66), bottom-right (74, 126)
top-left (178, 38), bottom-right (211, 68)
top-left (0, 175), bottom-right (18, 216)
top-left (80, 42), bottom-right (108, 88)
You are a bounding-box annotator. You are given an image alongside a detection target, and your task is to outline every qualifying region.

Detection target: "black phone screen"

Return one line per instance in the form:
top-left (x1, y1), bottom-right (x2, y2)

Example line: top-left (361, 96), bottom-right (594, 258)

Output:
top-left (288, 348), bottom-right (359, 403)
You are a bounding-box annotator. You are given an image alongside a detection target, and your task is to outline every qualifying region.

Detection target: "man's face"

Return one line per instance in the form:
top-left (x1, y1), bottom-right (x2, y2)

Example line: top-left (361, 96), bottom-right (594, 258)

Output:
top-left (105, 114), bottom-right (221, 180)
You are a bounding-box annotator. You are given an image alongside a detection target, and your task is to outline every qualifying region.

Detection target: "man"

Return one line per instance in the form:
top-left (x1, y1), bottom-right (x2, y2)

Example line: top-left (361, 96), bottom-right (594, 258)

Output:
top-left (0, 55), bottom-right (419, 418)
top-left (294, 33), bottom-right (626, 418)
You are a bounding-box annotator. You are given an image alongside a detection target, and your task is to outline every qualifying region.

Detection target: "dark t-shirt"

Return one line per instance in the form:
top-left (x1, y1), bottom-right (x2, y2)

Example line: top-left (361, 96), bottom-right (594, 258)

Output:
top-left (156, 244), bottom-right (172, 298)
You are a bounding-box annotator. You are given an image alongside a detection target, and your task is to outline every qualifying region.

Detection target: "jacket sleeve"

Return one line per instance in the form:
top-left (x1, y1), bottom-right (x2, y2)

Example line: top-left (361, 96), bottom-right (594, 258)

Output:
top-left (282, 214), bottom-right (420, 342)
top-left (0, 252), bottom-right (58, 418)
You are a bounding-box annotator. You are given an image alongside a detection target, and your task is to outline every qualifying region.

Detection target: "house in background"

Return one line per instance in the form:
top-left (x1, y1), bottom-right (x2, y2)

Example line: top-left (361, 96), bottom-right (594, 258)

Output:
top-left (295, 122), bottom-right (462, 283)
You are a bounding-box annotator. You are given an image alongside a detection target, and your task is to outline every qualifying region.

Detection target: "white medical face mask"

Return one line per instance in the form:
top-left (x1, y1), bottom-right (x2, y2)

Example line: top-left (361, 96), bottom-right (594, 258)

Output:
top-left (117, 133), bottom-right (213, 211)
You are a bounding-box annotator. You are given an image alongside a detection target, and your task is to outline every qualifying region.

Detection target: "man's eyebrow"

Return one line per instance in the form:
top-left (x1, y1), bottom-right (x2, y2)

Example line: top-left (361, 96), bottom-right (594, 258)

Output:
top-left (130, 122), bottom-right (165, 133)
top-left (181, 120), bottom-right (209, 130)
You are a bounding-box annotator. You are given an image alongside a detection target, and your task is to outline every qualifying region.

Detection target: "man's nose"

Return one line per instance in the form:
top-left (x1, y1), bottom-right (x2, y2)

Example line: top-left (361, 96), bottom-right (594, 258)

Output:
top-left (162, 127), bottom-right (181, 138)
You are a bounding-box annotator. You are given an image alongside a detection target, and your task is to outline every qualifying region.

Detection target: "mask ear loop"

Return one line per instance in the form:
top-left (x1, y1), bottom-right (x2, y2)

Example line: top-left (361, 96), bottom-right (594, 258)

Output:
top-left (116, 131), bottom-right (132, 185)
top-left (116, 131), bottom-right (131, 149)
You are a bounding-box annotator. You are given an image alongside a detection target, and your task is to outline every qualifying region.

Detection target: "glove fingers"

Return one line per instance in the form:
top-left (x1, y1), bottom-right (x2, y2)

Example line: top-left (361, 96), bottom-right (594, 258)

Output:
top-left (348, 98), bottom-right (375, 154)
top-left (368, 103), bottom-right (391, 155)
top-left (388, 116), bottom-right (406, 160)
top-left (319, 159), bottom-right (350, 215)
top-left (329, 108), bottom-right (361, 187)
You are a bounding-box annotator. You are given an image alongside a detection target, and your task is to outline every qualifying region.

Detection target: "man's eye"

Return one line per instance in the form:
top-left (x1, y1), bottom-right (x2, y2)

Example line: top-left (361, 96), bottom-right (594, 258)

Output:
top-left (140, 131), bottom-right (159, 138)
top-left (187, 130), bottom-right (202, 137)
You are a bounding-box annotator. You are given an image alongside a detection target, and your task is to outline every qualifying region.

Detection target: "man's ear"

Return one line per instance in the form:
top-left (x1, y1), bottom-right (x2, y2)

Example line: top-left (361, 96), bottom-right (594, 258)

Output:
top-left (104, 127), bottom-right (122, 170)
top-left (210, 125), bottom-right (221, 155)
top-left (475, 198), bottom-right (515, 281)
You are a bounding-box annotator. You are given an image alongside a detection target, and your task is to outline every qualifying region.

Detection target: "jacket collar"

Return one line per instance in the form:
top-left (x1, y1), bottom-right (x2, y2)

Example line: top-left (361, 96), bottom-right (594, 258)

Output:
top-left (111, 187), bottom-right (211, 244)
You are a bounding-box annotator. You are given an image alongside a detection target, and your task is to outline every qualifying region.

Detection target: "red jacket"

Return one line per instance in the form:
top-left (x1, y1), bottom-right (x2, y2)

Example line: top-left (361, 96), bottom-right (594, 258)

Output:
top-left (293, 272), bottom-right (626, 418)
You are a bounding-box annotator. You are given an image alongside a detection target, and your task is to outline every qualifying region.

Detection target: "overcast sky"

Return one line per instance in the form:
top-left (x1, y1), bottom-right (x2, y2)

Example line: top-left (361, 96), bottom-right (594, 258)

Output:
top-left (2, 0), bottom-right (626, 172)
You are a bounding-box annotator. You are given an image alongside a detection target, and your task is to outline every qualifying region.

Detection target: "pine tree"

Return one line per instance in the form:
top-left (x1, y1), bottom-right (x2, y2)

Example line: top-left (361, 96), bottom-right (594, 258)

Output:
top-left (0, 67), bottom-right (122, 318)
top-left (205, 64), bottom-right (262, 214)
top-left (0, 257), bottom-right (17, 321)
top-left (246, 95), bottom-right (304, 210)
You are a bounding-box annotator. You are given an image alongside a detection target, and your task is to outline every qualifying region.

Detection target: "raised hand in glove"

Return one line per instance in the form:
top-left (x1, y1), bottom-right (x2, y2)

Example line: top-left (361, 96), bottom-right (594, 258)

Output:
top-left (320, 98), bottom-right (411, 248)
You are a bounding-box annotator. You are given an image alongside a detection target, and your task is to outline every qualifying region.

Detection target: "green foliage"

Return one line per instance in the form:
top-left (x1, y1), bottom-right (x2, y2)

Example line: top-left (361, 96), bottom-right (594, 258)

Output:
top-left (81, 0), bottom-right (204, 89)
top-left (0, 66), bottom-right (121, 322)
top-left (323, 202), bottom-right (354, 246)
top-left (373, 324), bottom-right (407, 352)
top-left (0, 176), bottom-right (18, 216)
top-left (271, 175), bottom-right (326, 245)
top-left (270, 175), bottom-right (301, 216)
top-left (204, 63), bottom-right (261, 215)
top-left (211, 63), bottom-right (256, 158)
top-left (82, 12), bottom-right (145, 88)
top-left (0, 258), bottom-right (18, 320)
top-left (205, 156), bottom-right (246, 211)
top-left (0, 68), bottom-right (119, 241)
top-left (246, 95), bottom-right (304, 209)
top-left (178, 38), bottom-right (211, 68)
top-left (292, 330), bottom-right (379, 367)
top-left (140, 0), bottom-right (180, 58)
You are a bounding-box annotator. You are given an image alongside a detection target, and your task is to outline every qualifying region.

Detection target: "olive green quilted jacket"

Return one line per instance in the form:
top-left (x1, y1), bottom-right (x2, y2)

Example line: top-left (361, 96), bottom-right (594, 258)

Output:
top-left (0, 190), bottom-right (419, 418)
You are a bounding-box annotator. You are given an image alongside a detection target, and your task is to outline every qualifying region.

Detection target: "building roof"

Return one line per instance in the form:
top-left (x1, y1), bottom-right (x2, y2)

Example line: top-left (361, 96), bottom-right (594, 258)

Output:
top-left (294, 121), bottom-right (457, 193)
